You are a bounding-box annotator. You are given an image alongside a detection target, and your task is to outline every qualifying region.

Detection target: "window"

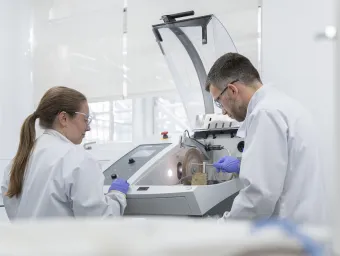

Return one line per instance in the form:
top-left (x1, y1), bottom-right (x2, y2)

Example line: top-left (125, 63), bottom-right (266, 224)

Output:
top-left (84, 94), bottom-right (190, 144)
top-left (85, 99), bottom-right (133, 143)
top-left (154, 96), bottom-right (190, 135)
top-left (113, 99), bottom-right (132, 142)
top-left (85, 101), bottom-right (111, 143)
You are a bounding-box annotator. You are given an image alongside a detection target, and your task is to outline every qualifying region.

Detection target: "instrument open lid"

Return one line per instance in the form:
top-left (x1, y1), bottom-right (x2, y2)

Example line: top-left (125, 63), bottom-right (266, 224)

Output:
top-left (152, 11), bottom-right (237, 129)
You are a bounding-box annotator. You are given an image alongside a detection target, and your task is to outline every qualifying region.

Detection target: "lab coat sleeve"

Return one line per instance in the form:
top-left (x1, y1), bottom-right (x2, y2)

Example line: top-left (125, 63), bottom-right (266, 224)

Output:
top-left (225, 109), bottom-right (288, 220)
top-left (1, 165), bottom-right (9, 198)
top-left (1, 163), bottom-right (18, 220)
top-left (66, 152), bottom-right (127, 217)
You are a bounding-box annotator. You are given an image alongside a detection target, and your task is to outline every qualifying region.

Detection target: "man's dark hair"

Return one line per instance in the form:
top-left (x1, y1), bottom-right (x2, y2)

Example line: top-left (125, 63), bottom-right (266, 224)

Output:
top-left (205, 52), bottom-right (262, 91)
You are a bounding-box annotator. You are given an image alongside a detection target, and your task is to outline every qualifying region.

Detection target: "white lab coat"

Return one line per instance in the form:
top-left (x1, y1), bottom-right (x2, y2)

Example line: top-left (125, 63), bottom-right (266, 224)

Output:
top-left (1, 129), bottom-right (126, 220)
top-left (222, 86), bottom-right (326, 224)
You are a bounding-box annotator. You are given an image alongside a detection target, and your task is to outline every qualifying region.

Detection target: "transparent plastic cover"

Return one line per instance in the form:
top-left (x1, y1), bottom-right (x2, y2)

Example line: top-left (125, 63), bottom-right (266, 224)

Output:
top-left (157, 15), bottom-right (237, 129)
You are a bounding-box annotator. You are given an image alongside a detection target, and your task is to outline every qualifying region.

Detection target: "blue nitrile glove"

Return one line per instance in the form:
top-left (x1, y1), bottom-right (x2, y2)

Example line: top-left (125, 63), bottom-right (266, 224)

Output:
top-left (108, 178), bottom-right (130, 194)
top-left (213, 156), bottom-right (240, 173)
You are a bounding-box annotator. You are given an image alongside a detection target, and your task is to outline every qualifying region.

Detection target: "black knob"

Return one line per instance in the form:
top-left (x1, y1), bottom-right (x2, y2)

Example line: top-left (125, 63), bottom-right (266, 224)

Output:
top-left (237, 141), bottom-right (245, 152)
top-left (111, 174), bottom-right (118, 180)
top-left (128, 158), bottom-right (135, 164)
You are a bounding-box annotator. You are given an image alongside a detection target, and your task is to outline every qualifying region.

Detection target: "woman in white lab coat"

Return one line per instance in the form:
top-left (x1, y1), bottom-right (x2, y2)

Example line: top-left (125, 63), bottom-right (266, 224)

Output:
top-left (206, 53), bottom-right (326, 224)
top-left (1, 86), bottom-right (129, 220)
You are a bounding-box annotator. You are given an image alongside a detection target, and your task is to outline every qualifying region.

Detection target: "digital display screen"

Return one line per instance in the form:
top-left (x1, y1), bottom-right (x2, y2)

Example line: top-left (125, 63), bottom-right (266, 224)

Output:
top-left (131, 149), bottom-right (155, 158)
top-left (137, 187), bottom-right (149, 191)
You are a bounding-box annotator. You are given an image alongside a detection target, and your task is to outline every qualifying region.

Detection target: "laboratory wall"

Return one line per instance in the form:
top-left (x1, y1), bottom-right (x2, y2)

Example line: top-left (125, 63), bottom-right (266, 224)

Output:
top-left (31, 0), bottom-right (125, 102)
top-left (261, 0), bottom-right (335, 228)
top-left (0, 0), bottom-right (35, 186)
top-left (29, 0), bottom-right (259, 147)
top-left (31, 0), bottom-right (258, 102)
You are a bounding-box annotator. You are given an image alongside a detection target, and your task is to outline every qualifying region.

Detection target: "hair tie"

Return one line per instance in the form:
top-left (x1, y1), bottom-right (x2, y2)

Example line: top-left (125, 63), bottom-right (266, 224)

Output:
top-left (32, 111), bottom-right (39, 118)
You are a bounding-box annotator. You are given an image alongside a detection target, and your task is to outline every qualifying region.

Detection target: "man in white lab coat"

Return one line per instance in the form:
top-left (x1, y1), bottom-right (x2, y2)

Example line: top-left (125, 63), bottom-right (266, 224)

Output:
top-left (206, 53), bottom-right (325, 224)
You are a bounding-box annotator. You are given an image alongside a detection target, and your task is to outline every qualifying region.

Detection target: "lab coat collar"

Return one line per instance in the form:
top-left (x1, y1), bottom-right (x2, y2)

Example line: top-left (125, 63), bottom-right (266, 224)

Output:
top-left (237, 122), bottom-right (246, 138)
top-left (237, 85), bottom-right (268, 138)
top-left (44, 129), bottom-right (73, 144)
top-left (245, 85), bottom-right (269, 116)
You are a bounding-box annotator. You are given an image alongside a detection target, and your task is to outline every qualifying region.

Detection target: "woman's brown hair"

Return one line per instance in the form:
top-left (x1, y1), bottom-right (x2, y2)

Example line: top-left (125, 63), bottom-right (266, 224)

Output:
top-left (6, 86), bottom-right (86, 198)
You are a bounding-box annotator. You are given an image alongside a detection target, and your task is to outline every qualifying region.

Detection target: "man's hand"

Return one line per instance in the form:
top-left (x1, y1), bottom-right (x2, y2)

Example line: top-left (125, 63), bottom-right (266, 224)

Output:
top-left (213, 156), bottom-right (240, 173)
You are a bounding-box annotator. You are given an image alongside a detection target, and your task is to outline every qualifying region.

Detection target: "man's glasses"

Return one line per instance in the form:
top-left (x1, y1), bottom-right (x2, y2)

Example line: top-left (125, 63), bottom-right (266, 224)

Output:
top-left (214, 79), bottom-right (239, 109)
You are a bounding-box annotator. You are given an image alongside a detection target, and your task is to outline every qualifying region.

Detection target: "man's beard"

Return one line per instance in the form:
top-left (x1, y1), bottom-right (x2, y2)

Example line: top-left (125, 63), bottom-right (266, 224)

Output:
top-left (230, 101), bottom-right (247, 122)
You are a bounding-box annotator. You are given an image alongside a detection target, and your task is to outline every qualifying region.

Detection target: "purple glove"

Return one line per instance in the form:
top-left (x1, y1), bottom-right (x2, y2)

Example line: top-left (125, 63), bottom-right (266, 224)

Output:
top-left (213, 156), bottom-right (240, 173)
top-left (108, 178), bottom-right (130, 194)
